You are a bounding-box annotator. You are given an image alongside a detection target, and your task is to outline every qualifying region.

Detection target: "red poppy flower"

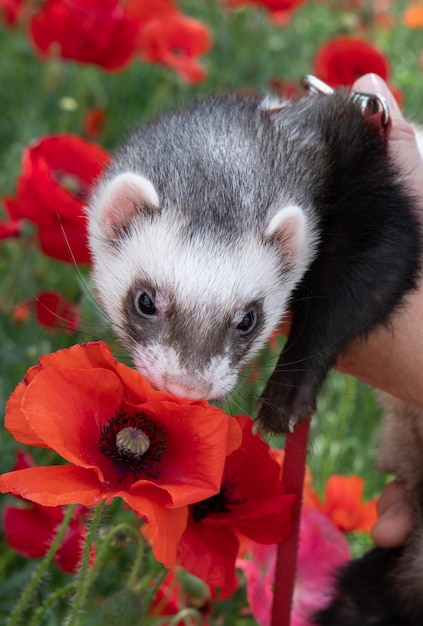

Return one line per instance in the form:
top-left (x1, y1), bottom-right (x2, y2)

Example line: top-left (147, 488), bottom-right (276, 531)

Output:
top-left (312, 475), bottom-right (377, 532)
top-left (83, 107), bottom-right (107, 139)
top-left (314, 37), bottom-right (390, 88)
top-left (0, 341), bottom-right (241, 567)
top-left (0, 0), bottom-right (22, 25)
top-left (4, 450), bottom-right (93, 573)
top-left (226, 0), bottom-right (305, 9)
top-left (175, 415), bottom-right (295, 596)
top-left (137, 13), bottom-right (212, 84)
top-left (29, 0), bottom-right (138, 70)
top-left (11, 301), bottom-right (31, 325)
top-left (226, 0), bottom-right (306, 22)
top-left (5, 135), bottom-right (110, 264)
top-left (0, 217), bottom-right (21, 239)
top-left (124, 0), bottom-right (177, 24)
top-left (35, 291), bottom-right (80, 332)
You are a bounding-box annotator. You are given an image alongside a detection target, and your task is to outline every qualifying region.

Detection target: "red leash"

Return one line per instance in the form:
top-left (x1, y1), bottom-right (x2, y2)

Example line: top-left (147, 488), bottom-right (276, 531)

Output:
top-left (271, 418), bottom-right (311, 626)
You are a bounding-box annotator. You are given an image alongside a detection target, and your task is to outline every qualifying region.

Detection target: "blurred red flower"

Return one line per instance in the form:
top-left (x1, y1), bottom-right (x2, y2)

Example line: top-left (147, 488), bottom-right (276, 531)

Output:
top-left (29, 0), bottom-right (138, 70)
top-left (312, 474), bottom-right (377, 533)
top-left (83, 107), bottom-right (107, 139)
top-left (0, 341), bottom-right (241, 568)
top-left (4, 134), bottom-right (110, 264)
top-left (3, 450), bottom-right (93, 573)
top-left (137, 13), bottom-right (212, 84)
top-left (226, 0), bottom-right (306, 22)
top-left (314, 37), bottom-right (390, 87)
top-left (35, 291), bottom-right (80, 332)
top-left (0, 0), bottom-right (22, 25)
top-left (175, 415), bottom-right (295, 596)
top-left (124, 0), bottom-right (176, 24)
top-left (0, 217), bottom-right (21, 239)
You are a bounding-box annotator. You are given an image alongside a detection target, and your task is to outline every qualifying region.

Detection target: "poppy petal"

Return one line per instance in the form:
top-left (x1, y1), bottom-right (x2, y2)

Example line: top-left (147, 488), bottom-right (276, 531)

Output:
top-left (5, 382), bottom-right (47, 448)
top-left (130, 495), bottom-right (188, 568)
top-left (206, 494), bottom-right (295, 544)
top-left (4, 505), bottom-right (57, 558)
top-left (177, 521), bottom-right (239, 595)
top-left (132, 401), bottom-right (240, 504)
top-left (21, 367), bottom-right (125, 475)
top-left (0, 465), bottom-right (104, 507)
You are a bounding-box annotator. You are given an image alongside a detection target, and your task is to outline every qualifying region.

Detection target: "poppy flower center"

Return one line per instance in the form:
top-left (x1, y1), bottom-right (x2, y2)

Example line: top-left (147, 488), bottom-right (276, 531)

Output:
top-left (191, 479), bottom-right (245, 522)
top-left (52, 170), bottom-right (87, 201)
top-left (99, 411), bottom-right (167, 480)
top-left (116, 426), bottom-right (150, 458)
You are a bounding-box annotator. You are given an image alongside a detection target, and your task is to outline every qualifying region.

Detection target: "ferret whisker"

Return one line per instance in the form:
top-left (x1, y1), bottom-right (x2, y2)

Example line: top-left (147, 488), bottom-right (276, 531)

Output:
top-left (56, 218), bottom-right (110, 320)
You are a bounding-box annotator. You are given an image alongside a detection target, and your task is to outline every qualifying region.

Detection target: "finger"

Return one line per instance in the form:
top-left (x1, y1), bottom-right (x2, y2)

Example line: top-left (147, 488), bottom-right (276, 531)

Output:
top-left (370, 481), bottom-right (413, 548)
top-left (352, 73), bottom-right (423, 200)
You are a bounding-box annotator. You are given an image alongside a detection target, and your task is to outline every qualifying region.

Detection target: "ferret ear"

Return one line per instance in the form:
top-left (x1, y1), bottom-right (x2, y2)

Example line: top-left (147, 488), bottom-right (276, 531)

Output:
top-left (264, 205), bottom-right (308, 266)
top-left (96, 172), bottom-right (160, 238)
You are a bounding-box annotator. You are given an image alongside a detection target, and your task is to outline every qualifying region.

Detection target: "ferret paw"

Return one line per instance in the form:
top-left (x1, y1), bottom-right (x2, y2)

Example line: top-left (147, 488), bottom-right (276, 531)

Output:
top-left (257, 387), bottom-right (316, 434)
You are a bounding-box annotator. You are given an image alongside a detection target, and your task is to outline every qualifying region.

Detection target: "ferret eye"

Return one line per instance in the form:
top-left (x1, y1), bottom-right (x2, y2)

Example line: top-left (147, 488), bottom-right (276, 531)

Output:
top-left (236, 310), bottom-right (257, 335)
top-left (135, 291), bottom-right (157, 317)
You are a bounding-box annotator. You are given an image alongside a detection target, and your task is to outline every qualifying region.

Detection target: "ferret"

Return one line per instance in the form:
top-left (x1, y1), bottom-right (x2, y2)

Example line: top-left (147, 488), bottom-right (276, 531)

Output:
top-left (87, 86), bottom-right (421, 434)
top-left (313, 395), bottom-right (423, 626)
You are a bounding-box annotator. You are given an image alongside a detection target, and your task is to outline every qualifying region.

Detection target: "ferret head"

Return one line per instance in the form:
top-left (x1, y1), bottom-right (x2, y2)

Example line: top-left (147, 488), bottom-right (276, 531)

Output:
top-left (88, 170), bottom-right (317, 401)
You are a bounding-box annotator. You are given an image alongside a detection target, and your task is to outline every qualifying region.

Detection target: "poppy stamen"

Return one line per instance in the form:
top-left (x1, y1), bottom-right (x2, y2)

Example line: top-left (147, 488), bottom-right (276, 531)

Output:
top-left (191, 479), bottom-right (246, 522)
top-left (116, 426), bottom-right (150, 458)
top-left (99, 411), bottom-right (167, 480)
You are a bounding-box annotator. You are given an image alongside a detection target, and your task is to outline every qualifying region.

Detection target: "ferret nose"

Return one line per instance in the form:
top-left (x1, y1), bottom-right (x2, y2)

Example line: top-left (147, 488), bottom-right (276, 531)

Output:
top-left (165, 381), bottom-right (210, 401)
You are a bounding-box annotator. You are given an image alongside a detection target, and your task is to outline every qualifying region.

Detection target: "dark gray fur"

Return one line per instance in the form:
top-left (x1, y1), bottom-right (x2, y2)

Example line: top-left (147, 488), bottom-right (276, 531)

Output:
top-left (107, 92), bottom-right (323, 243)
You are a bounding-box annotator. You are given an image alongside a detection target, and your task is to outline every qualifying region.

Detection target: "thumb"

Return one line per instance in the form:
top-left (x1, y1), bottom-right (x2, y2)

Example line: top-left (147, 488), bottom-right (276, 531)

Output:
top-left (353, 73), bottom-right (403, 123)
top-left (352, 73), bottom-right (423, 200)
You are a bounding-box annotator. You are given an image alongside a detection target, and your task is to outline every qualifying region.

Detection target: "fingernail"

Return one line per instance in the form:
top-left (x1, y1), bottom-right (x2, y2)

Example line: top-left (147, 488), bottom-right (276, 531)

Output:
top-left (355, 73), bottom-right (401, 116)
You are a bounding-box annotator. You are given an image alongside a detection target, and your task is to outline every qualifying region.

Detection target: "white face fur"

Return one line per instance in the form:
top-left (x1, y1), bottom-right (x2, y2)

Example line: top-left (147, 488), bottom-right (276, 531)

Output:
top-left (88, 172), bottom-right (318, 401)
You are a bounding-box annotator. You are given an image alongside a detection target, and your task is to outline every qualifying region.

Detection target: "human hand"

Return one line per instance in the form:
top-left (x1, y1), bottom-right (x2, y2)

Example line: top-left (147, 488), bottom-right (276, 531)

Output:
top-left (337, 73), bottom-right (423, 407)
top-left (352, 73), bottom-right (423, 200)
top-left (370, 480), bottom-right (413, 548)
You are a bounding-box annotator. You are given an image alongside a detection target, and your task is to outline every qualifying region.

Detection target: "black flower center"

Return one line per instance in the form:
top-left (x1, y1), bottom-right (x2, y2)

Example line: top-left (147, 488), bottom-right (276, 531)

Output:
top-left (99, 411), bottom-right (167, 481)
top-left (191, 479), bottom-right (245, 522)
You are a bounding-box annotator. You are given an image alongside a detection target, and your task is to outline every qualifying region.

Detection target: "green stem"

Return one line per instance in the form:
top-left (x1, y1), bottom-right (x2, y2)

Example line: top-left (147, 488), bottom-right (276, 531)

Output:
top-left (66, 499), bottom-right (106, 626)
top-left (126, 529), bottom-right (145, 591)
top-left (28, 583), bottom-right (76, 626)
top-left (82, 521), bottom-right (143, 596)
top-left (6, 504), bottom-right (77, 626)
top-left (136, 567), bottom-right (168, 609)
top-left (169, 608), bottom-right (203, 626)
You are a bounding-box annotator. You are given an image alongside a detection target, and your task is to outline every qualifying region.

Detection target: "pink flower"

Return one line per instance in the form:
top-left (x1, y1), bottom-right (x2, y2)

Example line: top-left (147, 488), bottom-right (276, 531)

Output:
top-left (238, 506), bottom-right (351, 626)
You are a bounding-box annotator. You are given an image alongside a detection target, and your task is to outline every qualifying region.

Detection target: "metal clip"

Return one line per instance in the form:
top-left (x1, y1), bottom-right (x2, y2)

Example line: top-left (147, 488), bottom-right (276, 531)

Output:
top-left (350, 91), bottom-right (390, 127)
top-left (300, 75), bottom-right (334, 96)
top-left (300, 74), bottom-right (390, 129)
